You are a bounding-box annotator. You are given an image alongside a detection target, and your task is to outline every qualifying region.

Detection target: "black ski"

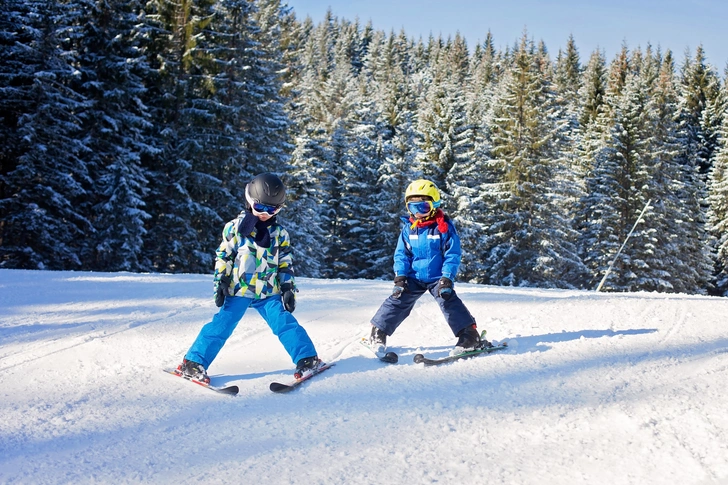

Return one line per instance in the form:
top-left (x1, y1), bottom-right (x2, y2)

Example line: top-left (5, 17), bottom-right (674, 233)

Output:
top-left (359, 337), bottom-right (399, 363)
top-left (269, 362), bottom-right (335, 393)
top-left (163, 368), bottom-right (239, 396)
top-left (413, 342), bottom-right (508, 366)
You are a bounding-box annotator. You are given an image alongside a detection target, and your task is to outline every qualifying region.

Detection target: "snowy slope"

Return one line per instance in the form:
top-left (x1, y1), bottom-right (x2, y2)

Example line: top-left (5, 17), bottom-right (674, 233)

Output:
top-left (1, 269), bottom-right (727, 485)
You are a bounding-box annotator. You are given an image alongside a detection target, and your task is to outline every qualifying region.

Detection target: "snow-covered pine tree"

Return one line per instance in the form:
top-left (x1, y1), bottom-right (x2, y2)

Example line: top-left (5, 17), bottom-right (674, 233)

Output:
top-left (578, 47), bottom-right (662, 292)
top-left (553, 35), bottom-right (582, 171)
top-left (141, 0), bottom-right (293, 273)
top-left (76, 0), bottom-right (152, 272)
top-left (415, 34), bottom-right (473, 198)
top-left (577, 49), bottom-right (608, 130)
top-left (646, 49), bottom-right (712, 293)
top-left (708, 112), bottom-right (728, 294)
top-left (447, 32), bottom-right (500, 282)
top-left (245, 0), bottom-right (294, 176)
top-left (555, 35), bottom-right (582, 112)
top-left (339, 75), bottom-right (384, 279)
top-left (679, 46), bottom-right (722, 175)
top-left (284, 132), bottom-right (329, 278)
top-left (281, 13), bottom-right (337, 277)
top-left (0, 0), bottom-right (37, 189)
top-left (483, 34), bottom-right (585, 288)
top-left (550, 35), bottom-right (585, 255)
top-left (575, 121), bottom-right (628, 289)
top-left (138, 0), bottom-right (218, 273)
top-left (318, 20), bottom-right (381, 279)
top-left (577, 46), bottom-right (634, 290)
top-left (290, 15), bottom-right (370, 278)
top-left (362, 30), bottom-right (419, 278)
top-left (0, 0), bottom-right (93, 269)
top-left (675, 46), bottom-right (723, 292)
top-left (275, 6), bottom-right (328, 277)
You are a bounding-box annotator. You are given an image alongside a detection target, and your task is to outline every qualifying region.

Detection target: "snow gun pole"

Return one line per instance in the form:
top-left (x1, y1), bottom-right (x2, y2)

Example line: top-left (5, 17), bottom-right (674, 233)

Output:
top-left (595, 199), bottom-right (652, 292)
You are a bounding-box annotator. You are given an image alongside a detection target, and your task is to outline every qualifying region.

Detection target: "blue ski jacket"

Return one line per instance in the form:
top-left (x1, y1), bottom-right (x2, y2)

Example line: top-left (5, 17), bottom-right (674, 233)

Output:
top-left (393, 214), bottom-right (462, 283)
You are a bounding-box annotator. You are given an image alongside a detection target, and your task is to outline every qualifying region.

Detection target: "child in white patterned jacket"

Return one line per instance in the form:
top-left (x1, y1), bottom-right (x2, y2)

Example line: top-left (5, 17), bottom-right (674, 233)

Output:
top-left (176, 173), bottom-right (322, 383)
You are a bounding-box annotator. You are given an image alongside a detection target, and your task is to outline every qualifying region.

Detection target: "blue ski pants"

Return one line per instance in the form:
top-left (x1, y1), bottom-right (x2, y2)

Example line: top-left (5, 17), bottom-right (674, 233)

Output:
top-left (370, 277), bottom-right (476, 337)
top-left (185, 295), bottom-right (317, 369)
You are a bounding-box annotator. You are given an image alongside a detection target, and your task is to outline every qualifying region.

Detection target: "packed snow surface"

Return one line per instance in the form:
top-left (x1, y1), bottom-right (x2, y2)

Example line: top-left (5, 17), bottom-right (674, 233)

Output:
top-left (1, 269), bottom-right (727, 484)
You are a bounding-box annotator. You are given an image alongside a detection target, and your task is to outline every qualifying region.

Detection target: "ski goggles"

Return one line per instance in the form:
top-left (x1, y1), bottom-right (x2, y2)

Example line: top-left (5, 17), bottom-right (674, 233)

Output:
top-left (252, 202), bottom-right (282, 215)
top-left (407, 200), bottom-right (434, 215)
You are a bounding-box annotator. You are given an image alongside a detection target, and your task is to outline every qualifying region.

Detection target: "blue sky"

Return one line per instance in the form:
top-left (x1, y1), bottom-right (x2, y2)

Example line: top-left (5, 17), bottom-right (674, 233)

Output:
top-left (284, 0), bottom-right (728, 72)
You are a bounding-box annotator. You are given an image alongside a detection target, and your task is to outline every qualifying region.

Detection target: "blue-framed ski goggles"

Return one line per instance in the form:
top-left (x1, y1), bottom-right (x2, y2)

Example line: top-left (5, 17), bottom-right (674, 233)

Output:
top-left (407, 200), bottom-right (434, 215)
top-left (252, 202), bottom-right (282, 215)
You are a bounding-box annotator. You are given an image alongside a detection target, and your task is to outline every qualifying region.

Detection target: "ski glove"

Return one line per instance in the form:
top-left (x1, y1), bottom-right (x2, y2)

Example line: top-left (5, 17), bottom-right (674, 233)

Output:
top-left (437, 277), bottom-right (453, 300)
top-left (392, 276), bottom-right (407, 299)
top-left (281, 283), bottom-right (296, 313)
top-left (215, 274), bottom-right (231, 307)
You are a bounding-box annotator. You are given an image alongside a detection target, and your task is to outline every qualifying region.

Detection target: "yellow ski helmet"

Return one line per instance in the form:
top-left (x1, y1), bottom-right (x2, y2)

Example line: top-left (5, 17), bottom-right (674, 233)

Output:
top-left (404, 179), bottom-right (441, 205)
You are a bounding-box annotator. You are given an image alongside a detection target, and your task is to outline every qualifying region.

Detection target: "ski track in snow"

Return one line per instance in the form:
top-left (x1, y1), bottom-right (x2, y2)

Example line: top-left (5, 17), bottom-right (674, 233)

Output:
top-left (1, 269), bottom-right (728, 484)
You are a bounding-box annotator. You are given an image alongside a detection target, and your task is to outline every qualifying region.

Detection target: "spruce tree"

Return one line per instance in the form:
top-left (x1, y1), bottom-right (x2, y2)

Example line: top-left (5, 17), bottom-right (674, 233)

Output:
top-left (0, 0), bottom-right (93, 269)
top-left (365, 30), bottom-right (420, 278)
top-left (415, 35), bottom-right (473, 195)
top-left (679, 46), bottom-right (722, 174)
top-left (484, 34), bottom-right (585, 287)
top-left (647, 50), bottom-right (712, 293)
top-left (77, 0), bottom-right (152, 271)
top-left (708, 113), bottom-right (728, 294)
top-left (139, 0), bottom-right (217, 272)
top-left (579, 50), bottom-right (658, 292)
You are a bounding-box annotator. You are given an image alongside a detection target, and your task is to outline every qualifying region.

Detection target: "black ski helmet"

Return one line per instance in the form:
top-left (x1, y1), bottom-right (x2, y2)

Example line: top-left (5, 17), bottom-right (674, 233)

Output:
top-left (245, 172), bottom-right (286, 207)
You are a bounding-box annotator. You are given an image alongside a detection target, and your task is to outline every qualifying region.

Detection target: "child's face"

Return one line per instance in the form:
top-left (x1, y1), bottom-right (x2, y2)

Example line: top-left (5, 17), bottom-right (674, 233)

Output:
top-left (254, 211), bottom-right (274, 221)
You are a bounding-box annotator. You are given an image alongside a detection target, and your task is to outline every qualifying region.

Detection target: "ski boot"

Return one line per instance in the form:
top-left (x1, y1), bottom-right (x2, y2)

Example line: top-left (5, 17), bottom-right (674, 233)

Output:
top-left (294, 356), bottom-right (323, 379)
top-left (177, 358), bottom-right (210, 384)
top-left (450, 325), bottom-right (490, 356)
top-left (369, 326), bottom-right (387, 354)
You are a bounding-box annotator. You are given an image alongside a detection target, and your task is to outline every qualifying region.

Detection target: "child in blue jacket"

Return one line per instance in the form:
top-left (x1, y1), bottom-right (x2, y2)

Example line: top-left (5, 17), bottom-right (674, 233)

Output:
top-left (176, 173), bottom-right (322, 384)
top-left (369, 179), bottom-right (488, 356)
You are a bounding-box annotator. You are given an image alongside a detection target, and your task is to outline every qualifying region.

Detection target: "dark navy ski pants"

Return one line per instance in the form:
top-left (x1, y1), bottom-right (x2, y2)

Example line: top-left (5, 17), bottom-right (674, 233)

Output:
top-left (370, 278), bottom-right (476, 337)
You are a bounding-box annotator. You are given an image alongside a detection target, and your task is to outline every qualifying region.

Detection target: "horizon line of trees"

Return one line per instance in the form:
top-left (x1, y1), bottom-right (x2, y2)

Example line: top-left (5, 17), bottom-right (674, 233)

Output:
top-left (2, 0), bottom-right (728, 296)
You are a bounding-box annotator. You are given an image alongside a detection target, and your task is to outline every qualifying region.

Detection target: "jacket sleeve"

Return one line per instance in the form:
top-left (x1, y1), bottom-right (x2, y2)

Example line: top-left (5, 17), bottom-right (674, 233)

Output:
top-left (393, 224), bottom-right (413, 277)
top-left (213, 220), bottom-right (238, 291)
top-left (441, 222), bottom-right (462, 281)
top-left (277, 227), bottom-right (295, 289)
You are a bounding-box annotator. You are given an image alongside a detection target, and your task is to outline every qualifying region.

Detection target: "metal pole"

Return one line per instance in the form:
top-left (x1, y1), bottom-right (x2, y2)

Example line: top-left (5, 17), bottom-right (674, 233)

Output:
top-left (595, 199), bottom-right (652, 292)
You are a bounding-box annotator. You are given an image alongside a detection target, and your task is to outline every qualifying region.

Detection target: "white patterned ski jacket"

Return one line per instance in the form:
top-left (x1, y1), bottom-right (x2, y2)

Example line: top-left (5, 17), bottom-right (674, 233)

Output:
top-left (213, 214), bottom-right (295, 299)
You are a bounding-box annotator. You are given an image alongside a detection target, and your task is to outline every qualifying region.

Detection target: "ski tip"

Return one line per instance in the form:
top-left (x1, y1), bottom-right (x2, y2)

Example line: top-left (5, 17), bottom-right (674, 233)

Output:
top-left (382, 352), bottom-right (399, 364)
top-left (270, 382), bottom-right (293, 393)
top-left (219, 386), bottom-right (240, 396)
top-left (413, 353), bottom-right (425, 364)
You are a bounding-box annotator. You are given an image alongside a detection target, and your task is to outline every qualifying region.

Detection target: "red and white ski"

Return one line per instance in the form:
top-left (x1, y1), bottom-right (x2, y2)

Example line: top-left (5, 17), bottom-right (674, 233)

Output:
top-left (163, 368), bottom-right (239, 396)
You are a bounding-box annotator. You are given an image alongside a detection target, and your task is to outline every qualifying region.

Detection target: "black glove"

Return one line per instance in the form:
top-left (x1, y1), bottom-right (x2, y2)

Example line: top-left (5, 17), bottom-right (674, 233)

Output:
top-left (281, 283), bottom-right (296, 313)
top-left (437, 277), bottom-right (453, 300)
top-left (392, 276), bottom-right (407, 299)
top-left (215, 274), bottom-right (231, 307)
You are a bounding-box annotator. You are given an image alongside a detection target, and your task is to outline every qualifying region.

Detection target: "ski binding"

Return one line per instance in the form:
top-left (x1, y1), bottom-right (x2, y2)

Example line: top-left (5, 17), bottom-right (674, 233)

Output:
top-left (163, 368), bottom-right (239, 396)
top-left (269, 362), bottom-right (335, 393)
top-left (413, 341), bottom-right (508, 366)
top-left (359, 337), bottom-right (399, 363)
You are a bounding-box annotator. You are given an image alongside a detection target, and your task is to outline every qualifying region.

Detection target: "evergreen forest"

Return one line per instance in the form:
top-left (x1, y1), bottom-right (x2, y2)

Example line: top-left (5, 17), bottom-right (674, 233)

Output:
top-left (2, 0), bottom-right (728, 295)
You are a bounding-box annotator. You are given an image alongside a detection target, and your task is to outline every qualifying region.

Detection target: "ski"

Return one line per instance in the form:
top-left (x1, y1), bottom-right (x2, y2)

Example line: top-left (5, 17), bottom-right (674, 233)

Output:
top-left (359, 337), bottom-right (399, 363)
top-left (163, 368), bottom-right (239, 396)
top-left (269, 362), bottom-right (335, 393)
top-left (413, 342), bottom-right (508, 366)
